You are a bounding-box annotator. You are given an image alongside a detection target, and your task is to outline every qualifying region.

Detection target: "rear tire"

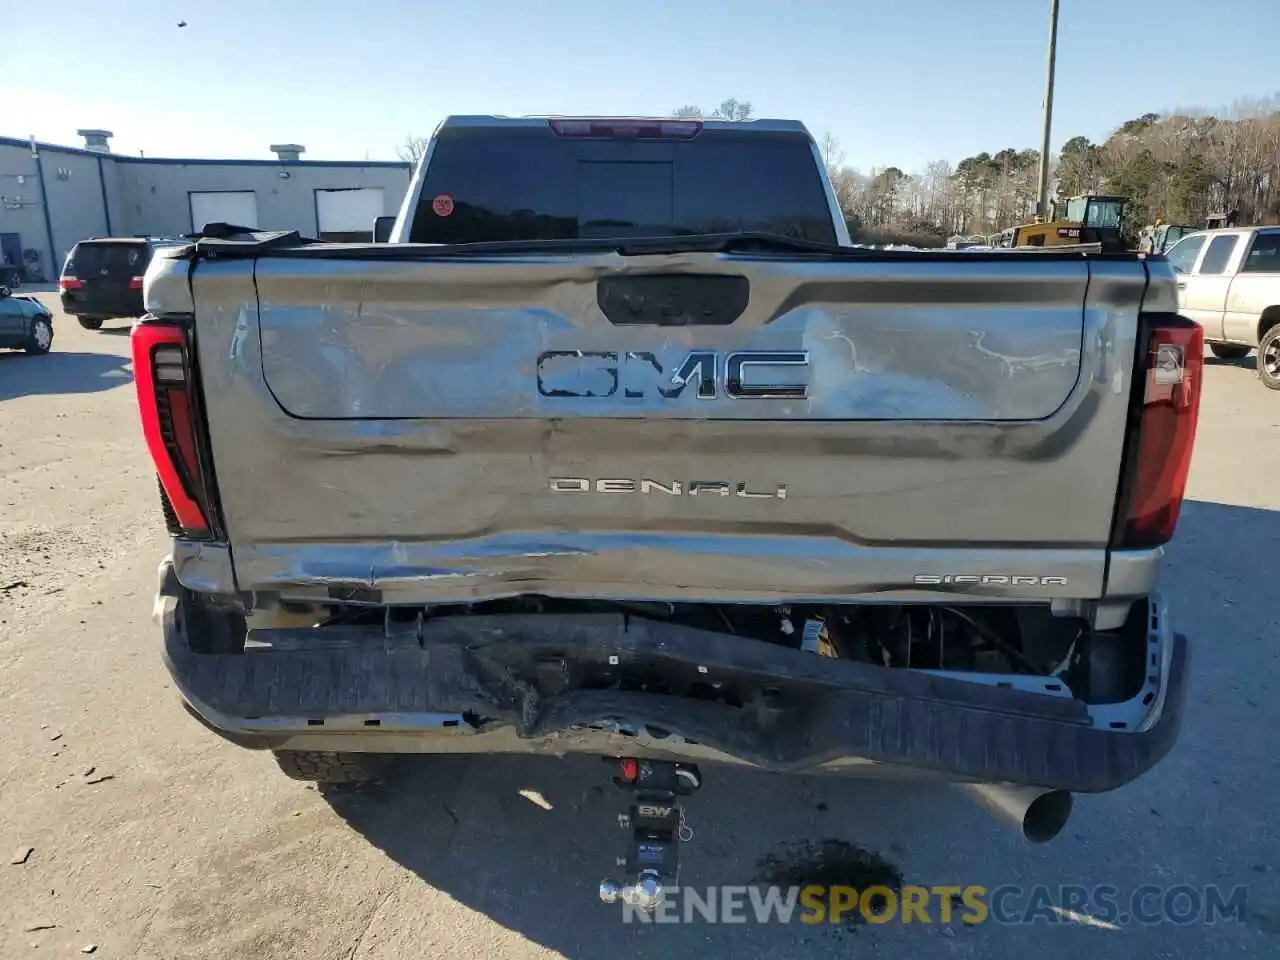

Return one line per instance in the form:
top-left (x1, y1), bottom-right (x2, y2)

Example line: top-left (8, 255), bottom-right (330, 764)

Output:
top-left (24, 317), bottom-right (53, 355)
top-left (1208, 343), bottom-right (1251, 361)
top-left (1258, 326), bottom-right (1280, 391)
top-left (77, 317), bottom-right (104, 330)
top-left (272, 750), bottom-right (394, 783)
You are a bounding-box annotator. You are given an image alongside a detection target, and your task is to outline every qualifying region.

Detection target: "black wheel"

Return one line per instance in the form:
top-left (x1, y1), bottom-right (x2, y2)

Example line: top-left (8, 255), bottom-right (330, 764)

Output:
top-left (1209, 343), bottom-right (1251, 361)
top-left (77, 317), bottom-right (105, 330)
top-left (272, 750), bottom-right (394, 783)
top-left (1258, 326), bottom-right (1280, 391)
top-left (24, 316), bottom-right (53, 355)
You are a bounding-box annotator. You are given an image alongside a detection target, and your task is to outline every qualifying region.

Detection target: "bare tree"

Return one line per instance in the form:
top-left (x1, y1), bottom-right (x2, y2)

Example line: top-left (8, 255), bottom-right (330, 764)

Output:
top-left (828, 166), bottom-right (865, 223)
top-left (675, 98), bottom-right (1280, 238)
top-left (670, 98), bottom-right (755, 122)
top-left (713, 98), bottom-right (754, 122)
top-left (396, 134), bottom-right (430, 166)
top-left (819, 131), bottom-right (845, 169)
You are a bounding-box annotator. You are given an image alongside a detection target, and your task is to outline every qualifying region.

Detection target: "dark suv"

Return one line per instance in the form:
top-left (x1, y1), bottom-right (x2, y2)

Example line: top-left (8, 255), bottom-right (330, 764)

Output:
top-left (59, 237), bottom-right (184, 330)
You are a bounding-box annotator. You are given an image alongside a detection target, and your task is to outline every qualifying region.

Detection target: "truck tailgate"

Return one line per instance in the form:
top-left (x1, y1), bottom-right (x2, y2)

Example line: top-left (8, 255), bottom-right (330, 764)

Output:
top-left (258, 257), bottom-right (1086, 421)
top-left (179, 250), bottom-right (1153, 604)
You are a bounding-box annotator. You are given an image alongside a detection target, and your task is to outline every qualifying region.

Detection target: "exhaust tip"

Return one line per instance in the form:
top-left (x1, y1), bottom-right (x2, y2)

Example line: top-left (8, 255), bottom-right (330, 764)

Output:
top-left (1022, 790), bottom-right (1073, 844)
top-left (962, 783), bottom-right (1075, 844)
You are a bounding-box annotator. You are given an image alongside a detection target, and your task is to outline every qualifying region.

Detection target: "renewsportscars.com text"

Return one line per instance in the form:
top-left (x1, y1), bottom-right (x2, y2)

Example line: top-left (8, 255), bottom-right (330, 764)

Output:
top-left (620, 884), bottom-right (1249, 926)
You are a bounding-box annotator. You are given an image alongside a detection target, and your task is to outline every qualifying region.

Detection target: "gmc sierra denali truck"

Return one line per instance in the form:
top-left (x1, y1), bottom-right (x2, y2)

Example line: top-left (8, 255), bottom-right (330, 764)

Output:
top-left (134, 117), bottom-right (1198, 900)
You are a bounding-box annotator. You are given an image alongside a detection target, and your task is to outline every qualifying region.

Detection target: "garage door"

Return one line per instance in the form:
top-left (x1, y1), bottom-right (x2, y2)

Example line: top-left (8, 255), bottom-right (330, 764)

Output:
top-left (189, 191), bottom-right (259, 233)
top-left (315, 187), bottom-right (386, 242)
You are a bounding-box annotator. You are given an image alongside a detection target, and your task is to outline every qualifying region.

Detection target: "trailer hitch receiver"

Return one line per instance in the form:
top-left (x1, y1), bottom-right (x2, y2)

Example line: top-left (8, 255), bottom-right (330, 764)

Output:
top-left (598, 758), bottom-right (701, 910)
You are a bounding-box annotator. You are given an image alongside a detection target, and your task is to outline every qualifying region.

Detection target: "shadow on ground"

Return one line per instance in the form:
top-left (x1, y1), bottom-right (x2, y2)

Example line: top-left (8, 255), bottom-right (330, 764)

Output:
top-left (313, 497), bottom-right (1279, 957)
top-left (0, 350), bottom-right (132, 400)
top-left (322, 759), bottom-right (958, 956)
top-left (1158, 498), bottom-right (1280, 631)
top-left (1202, 353), bottom-right (1256, 371)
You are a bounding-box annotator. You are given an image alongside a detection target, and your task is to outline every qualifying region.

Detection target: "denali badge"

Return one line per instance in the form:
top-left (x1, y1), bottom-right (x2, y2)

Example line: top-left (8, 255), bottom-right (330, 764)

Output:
top-left (536, 350), bottom-right (809, 400)
top-left (550, 478), bottom-right (788, 499)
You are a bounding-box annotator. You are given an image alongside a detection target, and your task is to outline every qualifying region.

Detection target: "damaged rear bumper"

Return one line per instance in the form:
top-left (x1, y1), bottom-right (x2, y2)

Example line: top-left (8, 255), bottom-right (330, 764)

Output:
top-left (156, 562), bottom-right (1188, 793)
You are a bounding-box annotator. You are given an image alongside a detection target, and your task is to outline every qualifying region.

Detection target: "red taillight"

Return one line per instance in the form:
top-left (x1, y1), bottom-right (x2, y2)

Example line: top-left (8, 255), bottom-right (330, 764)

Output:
top-left (1112, 316), bottom-right (1203, 548)
top-left (547, 118), bottom-right (703, 140)
top-left (131, 322), bottom-right (210, 535)
top-left (60, 276), bottom-right (83, 291)
top-left (129, 276), bottom-right (144, 290)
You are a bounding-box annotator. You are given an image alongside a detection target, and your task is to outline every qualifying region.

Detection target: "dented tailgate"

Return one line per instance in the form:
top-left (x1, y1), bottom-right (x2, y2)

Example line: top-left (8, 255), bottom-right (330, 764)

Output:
top-left (176, 249), bottom-right (1152, 606)
top-left (255, 255), bottom-right (1090, 422)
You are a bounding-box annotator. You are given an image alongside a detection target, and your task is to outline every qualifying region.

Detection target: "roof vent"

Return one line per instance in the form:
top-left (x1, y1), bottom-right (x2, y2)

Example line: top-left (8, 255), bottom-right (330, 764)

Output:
top-left (270, 143), bottom-right (305, 162)
top-left (76, 129), bottom-right (114, 153)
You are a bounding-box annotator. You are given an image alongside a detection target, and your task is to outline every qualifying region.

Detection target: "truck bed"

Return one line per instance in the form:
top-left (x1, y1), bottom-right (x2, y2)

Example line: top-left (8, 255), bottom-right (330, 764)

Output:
top-left (147, 238), bottom-right (1170, 609)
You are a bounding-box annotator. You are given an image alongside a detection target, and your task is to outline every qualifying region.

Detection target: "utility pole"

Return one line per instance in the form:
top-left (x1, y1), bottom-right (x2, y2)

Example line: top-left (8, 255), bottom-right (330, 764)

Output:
top-left (1036, 0), bottom-right (1060, 219)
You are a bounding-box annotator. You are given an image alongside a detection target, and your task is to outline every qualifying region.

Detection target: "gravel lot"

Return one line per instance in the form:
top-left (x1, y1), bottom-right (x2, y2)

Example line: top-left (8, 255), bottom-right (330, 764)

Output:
top-left (1, 296), bottom-right (1277, 959)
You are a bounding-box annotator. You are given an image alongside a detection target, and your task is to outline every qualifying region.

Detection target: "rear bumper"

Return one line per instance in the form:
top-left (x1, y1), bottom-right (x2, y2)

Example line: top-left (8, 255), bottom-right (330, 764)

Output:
top-left (157, 561), bottom-right (1188, 793)
top-left (59, 294), bottom-right (88, 316)
top-left (60, 292), bottom-right (144, 318)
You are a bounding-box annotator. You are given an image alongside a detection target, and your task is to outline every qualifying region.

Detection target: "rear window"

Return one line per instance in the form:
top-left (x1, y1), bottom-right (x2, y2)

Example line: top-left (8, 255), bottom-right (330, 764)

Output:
top-left (1241, 233), bottom-right (1280, 273)
top-left (65, 242), bottom-right (150, 277)
top-left (408, 125), bottom-right (838, 245)
top-left (1197, 235), bottom-right (1239, 275)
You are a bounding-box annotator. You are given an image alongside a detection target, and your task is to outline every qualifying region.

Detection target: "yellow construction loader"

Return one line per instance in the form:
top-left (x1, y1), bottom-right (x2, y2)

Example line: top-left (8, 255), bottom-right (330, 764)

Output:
top-left (1006, 195), bottom-right (1129, 253)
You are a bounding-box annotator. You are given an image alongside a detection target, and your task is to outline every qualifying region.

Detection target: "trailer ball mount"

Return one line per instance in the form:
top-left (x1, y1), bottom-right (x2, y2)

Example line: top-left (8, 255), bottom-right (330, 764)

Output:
top-left (598, 758), bottom-right (701, 911)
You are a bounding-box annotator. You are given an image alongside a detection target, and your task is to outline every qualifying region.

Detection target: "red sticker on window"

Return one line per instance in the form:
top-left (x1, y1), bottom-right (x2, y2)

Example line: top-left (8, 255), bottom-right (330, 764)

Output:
top-left (432, 194), bottom-right (454, 217)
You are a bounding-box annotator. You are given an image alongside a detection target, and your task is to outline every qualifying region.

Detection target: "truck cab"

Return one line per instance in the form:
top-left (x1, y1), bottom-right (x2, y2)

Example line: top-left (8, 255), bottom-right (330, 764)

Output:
top-left (1166, 226), bottom-right (1280, 387)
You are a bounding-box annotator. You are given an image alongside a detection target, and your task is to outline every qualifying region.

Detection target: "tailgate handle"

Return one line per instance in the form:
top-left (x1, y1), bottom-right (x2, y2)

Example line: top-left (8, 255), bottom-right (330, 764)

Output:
top-left (597, 275), bottom-right (749, 326)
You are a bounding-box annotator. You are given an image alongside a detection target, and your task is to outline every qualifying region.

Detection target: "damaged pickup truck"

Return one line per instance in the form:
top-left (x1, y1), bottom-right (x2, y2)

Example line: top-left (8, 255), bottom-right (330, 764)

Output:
top-left (135, 116), bottom-right (1199, 904)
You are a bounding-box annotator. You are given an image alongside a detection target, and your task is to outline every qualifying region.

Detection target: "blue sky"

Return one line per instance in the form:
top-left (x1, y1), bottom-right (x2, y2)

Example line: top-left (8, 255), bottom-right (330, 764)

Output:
top-left (14, 0), bottom-right (1277, 171)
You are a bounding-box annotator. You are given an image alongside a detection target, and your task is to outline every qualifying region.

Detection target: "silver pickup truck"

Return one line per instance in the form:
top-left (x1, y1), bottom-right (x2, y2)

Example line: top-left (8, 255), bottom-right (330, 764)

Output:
top-left (1164, 225), bottom-right (1280, 389)
top-left (134, 116), bottom-right (1199, 898)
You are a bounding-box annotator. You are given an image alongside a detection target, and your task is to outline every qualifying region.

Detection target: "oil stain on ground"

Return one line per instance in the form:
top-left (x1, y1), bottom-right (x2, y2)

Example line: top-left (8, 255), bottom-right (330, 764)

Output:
top-left (755, 838), bottom-right (903, 927)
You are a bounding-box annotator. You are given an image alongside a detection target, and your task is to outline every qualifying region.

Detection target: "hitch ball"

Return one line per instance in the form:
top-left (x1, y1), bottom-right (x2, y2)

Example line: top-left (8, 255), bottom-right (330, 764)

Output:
top-left (598, 875), bottom-right (667, 910)
top-left (629, 874), bottom-right (666, 910)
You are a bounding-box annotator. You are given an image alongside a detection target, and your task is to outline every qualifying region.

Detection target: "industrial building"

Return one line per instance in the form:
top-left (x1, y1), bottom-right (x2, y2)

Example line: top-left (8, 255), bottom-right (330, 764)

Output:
top-left (0, 130), bottom-right (412, 283)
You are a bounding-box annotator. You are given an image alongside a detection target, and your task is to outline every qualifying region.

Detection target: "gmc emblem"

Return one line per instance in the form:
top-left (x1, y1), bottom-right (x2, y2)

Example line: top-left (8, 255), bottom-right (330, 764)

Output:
top-left (535, 350), bottom-right (810, 400)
